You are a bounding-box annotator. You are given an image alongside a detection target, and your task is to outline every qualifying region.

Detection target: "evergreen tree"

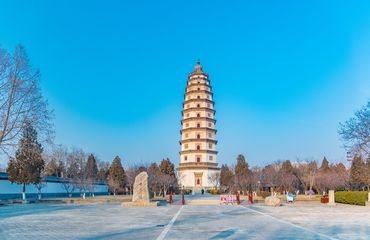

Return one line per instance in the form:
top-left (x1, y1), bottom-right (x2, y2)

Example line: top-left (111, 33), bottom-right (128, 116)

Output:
top-left (320, 157), bottom-right (330, 171)
top-left (350, 155), bottom-right (367, 189)
top-left (220, 164), bottom-right (234, 191)
top-left (235, 154), bottom-right (249, 176)
top-left (158, 158), bottom-right (177, 196)
top-left (108, 156), bottom-right (126, 195)
top-left (6, 122), bottom-right (44, 200)
top-left (280, 160), bottom-right (294, 174)
top-left (85, 154), bottom-right (98, 180)
top-left (159, 158), bottom-right (175, 176)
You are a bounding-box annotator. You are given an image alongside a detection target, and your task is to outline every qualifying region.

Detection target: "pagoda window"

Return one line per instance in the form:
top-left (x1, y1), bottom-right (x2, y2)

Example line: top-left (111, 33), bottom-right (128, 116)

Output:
top-left (207, 113), bottom-right (211, 117)
top-left (197, 113), bottom-right (200, 117)
top-left (185, 123), bottom-right (189, 127)
top-left (208, 132), bottom-right (212, 138)
top-left (207, 104), bottom-right (210, 108)
top-left (209, 143), bottom-right (213, 148)
top-left (197, 87), bottom-right (200, 90)
top-left (208, 123), bottom-right (212, 127)
top-left (197, 96), bottom-right (200, 99)
top-left (196, 145), bottom-right (201, 150)
top-left (184, 144), bottom-right (188, 149)
top-left (197, 134), bottom-right (200, 139)
top-left (184, 156), bottom-right (188, 161)
top-left (197, 104), bottom-right (201, 108)
top-left (186, 113), bottom-right (190, 117)
top-left (197, 157), bottom-right (201, 162)
top-left (209, 156), bottom-right (213, 160)
top-left (185, 133), bottom-right (188, 138)
top-left (197, 123), bottom-right (201, 128)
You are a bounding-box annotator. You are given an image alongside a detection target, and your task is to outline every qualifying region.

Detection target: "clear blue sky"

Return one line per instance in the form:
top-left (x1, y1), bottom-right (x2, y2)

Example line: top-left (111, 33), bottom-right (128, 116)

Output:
top-left (1, 1), bottom-right (369, 167)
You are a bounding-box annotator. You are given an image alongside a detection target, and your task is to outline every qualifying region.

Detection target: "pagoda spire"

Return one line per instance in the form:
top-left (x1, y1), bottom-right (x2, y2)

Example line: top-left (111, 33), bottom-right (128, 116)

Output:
top-left (194, 59), bottom-right (203, 73)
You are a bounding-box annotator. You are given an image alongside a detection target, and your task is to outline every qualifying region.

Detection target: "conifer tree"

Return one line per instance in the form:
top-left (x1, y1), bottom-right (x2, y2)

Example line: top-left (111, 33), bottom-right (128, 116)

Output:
top-left (108, 156), bottom-right (126, 195)
top-left (85, 154), bottom-right (98, 180)
top-left (220, 164), bottom-right (234, 191)
top-left (159, 158), bottom-right (175, 176)
top-left (350, 155), bottom-right (367, 189)
top-left (6, 121), bottom-right (44, 200)
top-left (320, 157), bottom-right (330, 171)
top-left (235, 154), bottom-right (249, 176)
top-left (159, 158), bottom-right (177, 196)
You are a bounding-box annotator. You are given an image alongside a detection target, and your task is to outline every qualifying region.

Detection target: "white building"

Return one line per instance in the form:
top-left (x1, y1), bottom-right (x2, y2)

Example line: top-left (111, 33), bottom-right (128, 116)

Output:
top-left (177, 61), bottom-right (220, 191)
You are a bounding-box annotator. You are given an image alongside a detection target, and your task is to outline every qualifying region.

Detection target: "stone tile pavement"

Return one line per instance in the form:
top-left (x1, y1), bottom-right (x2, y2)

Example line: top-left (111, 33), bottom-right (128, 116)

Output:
top-left (0, 201), bottom-right (369, 240)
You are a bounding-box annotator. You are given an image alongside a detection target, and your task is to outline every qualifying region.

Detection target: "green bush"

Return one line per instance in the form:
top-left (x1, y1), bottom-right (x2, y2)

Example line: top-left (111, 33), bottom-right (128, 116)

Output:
top-left (208, 189), bottom-right (220, 195)
top-left (335, 191), bottom-right (368, 206)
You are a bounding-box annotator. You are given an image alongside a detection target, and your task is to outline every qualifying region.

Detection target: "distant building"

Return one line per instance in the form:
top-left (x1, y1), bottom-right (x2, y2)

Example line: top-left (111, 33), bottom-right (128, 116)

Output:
top-left (177, 61), bottom-right (220, 191)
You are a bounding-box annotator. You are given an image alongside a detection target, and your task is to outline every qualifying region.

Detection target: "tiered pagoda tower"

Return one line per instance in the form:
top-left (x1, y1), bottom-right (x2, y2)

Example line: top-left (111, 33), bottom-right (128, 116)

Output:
top-left (177, 61), bottom-right (220, 191)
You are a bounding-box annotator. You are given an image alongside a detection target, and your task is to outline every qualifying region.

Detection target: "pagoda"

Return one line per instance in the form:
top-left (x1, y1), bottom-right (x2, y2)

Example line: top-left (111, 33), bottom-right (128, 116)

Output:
top-left (177, 61), bottom-right (220, 191)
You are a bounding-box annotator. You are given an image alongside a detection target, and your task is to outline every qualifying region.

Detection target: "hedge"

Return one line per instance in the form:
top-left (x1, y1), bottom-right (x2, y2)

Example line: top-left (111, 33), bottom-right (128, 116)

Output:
top-left (335, 191), bottom-right (369, 206)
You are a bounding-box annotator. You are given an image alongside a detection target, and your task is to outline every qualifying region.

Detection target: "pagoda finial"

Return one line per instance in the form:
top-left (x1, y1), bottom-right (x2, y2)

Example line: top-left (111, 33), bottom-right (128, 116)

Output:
top-left (194, 59), bottom-right (203, 72)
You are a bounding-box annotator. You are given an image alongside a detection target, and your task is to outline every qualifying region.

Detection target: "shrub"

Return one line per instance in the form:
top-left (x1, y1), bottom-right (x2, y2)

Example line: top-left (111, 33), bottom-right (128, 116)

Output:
top-left (335, 191), bottom-right (368, 206)
top-left (208, 189), bottom-right (220, 195)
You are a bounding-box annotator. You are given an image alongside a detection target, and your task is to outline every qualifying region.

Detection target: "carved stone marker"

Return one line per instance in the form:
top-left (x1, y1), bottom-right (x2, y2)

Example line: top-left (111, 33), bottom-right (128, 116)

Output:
top-left (132, 172), bottom-right (150, 203)
top-left (121, 171), bottom-right (158, 207)
top-left (366, 192), bottom-right (370, 207)
top-left (328, 190), bottom-right (336, 206)
top-left (265, 196), bottom-right (281, 207)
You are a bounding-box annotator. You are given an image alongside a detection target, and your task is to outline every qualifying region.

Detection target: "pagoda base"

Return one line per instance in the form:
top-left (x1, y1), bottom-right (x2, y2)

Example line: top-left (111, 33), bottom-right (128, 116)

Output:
top-left (177, 167), bottom-right (220, 190)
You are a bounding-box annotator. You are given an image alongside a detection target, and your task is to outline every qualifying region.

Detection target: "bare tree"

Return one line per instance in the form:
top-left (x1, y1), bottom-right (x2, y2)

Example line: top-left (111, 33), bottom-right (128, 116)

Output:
top-left (35, 180), bottom-right (46, 200)
top-left (339, 100), bottom-right (370, 155)
top-left (0, 45), bottom-right (53, 154)
top-left (208, 172), bottom-right (220, 189)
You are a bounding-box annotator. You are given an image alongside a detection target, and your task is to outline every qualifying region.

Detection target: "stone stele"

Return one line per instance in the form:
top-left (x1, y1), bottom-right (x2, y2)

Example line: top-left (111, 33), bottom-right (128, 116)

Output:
top-left (265, 196), bottom-right (281, 207)
top-left (327, 190), bottom-right (336, 206)
top-left (122, 171), bottom-right (158, 207)
top-left (365, 192), bottom-right (370, 207)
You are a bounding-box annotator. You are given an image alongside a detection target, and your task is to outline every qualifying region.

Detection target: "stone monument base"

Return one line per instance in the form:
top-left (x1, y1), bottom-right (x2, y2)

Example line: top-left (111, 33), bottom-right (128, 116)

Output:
top-left (365, 201), bottom-right (370, 207)
top-left (121, 201), bottom-right (159, 207)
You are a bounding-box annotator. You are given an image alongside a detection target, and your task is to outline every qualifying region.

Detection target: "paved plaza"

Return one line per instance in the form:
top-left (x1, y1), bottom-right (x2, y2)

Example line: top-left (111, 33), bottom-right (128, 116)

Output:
top-left (0, 199), bottom-right (369, 240)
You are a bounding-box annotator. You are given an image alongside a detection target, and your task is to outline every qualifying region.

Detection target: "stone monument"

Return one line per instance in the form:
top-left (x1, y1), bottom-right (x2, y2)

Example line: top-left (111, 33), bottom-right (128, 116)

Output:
top-left (365, 192), bottom-right (370, 207)
top-left (122, 171), bottom-right (158, 207)
top-left (265, 196), bottom-right (281, 207)
top-left (327, 190), bottom-right (336, 206)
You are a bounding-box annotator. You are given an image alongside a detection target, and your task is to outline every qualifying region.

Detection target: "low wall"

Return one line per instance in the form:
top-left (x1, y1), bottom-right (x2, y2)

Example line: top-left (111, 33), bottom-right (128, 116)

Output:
top-left (0, 172), bottom-right (108, 200)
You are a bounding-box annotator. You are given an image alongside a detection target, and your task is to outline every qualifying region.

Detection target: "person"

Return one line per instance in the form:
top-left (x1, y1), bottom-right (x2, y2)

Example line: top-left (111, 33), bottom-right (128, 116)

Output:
top-left (201, 189), bottom-right (204, 195)
top-left (220, 195), bottom-right (226, 205)
top-left (228, 195), bottom-right (233, 205)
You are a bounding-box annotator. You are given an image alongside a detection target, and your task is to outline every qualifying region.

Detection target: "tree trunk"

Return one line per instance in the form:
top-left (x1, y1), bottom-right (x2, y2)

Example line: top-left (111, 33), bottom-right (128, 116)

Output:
top-left (22, 183), bottom-right (26, 201)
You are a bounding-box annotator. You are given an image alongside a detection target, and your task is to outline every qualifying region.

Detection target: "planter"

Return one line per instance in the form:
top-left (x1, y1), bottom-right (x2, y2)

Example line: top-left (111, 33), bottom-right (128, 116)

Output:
top-left (321, 196), bottom-right (329, 203)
